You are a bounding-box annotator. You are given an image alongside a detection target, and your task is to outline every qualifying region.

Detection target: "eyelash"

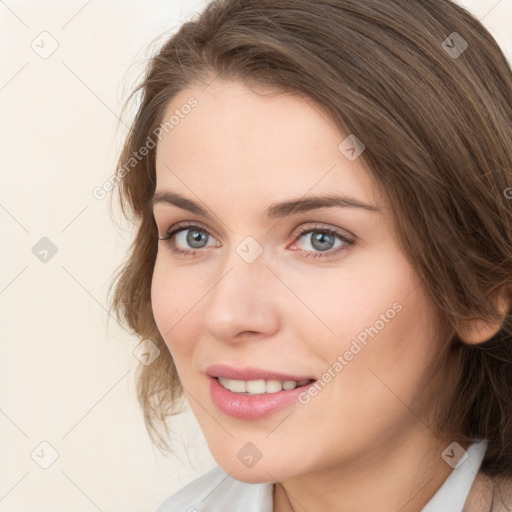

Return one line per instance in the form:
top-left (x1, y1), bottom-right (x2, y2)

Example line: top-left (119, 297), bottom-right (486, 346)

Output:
top-left (158, 221), bottom-right (354, 260)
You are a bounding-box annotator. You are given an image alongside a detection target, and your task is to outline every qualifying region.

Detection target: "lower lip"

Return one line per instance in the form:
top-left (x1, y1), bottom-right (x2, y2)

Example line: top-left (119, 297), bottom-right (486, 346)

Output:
top-left (209, 377), bottom-right (315, 420)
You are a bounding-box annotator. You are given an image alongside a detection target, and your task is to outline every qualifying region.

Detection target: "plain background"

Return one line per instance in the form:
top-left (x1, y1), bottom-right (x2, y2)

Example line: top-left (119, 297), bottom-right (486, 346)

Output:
top-left (0, 1), bottom-right (511, 511)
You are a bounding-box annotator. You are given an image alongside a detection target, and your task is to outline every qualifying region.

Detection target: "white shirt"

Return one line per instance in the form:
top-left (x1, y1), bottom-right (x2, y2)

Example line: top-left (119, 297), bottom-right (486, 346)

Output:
top-left (157, 439), bottom-right (488, 512)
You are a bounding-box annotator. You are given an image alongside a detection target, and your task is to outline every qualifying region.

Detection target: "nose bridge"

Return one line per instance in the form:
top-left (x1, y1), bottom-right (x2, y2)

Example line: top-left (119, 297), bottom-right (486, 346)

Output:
top-left (202, 240), bottom-right (280, 340)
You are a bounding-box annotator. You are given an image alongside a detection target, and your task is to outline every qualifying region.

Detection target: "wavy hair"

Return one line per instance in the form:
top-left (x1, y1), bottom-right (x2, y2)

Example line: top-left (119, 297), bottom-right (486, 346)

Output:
top-left (110, 0), bottom-right (512, 479)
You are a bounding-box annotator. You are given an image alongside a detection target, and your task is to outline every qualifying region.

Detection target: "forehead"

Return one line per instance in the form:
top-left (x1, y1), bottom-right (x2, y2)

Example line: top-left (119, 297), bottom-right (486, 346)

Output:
top-left (154, 78), bottom-right (381, 211)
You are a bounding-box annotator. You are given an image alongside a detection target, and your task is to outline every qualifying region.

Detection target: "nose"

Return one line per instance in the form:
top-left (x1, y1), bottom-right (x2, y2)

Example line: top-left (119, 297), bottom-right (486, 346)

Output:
top-left (202, 249), bottom-right (281, 343)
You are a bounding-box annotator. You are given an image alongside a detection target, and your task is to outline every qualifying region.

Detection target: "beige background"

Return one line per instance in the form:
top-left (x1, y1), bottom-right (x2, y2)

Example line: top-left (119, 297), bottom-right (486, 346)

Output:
top-left (0, 1), bottom-right (510, 511)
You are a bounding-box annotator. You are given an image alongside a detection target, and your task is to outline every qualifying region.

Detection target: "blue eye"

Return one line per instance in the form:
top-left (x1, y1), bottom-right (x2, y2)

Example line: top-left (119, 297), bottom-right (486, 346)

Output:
top-left (291, 225), bottom-right (353, 259)
top-left (158, 222), bottom-right (218, 256)
top-left (158, 222), bottom-right (354, 259)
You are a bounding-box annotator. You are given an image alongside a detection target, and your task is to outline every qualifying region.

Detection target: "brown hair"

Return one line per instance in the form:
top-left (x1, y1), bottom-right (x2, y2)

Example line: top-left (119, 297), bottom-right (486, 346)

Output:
top-left (110, 0), bottom-right (512, 479)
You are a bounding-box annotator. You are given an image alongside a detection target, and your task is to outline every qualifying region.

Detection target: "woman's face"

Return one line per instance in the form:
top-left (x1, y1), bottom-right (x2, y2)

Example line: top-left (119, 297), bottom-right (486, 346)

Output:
top-left (151, 78), bottom-right (447, 483)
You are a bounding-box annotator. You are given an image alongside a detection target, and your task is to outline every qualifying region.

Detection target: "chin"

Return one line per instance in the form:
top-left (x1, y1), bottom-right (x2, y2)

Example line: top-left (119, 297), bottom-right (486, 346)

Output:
top-left (224, 466), bottom-right (279, 484)
top-left (213, 452), bottom-right (300, 484)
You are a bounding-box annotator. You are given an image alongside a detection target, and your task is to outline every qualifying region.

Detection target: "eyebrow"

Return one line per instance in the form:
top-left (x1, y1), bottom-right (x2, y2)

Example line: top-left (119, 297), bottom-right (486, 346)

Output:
top-left (150, 191), bottom-right (379, 219)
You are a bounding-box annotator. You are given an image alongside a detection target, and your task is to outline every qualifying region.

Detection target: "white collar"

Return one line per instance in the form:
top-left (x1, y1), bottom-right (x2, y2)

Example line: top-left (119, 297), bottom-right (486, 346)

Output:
top-left (422, 439), bottom-right (488, 512)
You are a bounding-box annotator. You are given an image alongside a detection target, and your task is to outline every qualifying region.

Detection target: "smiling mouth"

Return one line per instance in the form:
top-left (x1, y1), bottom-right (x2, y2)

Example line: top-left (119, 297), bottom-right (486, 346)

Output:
top-left (216, 377), bottom-right (315, 395)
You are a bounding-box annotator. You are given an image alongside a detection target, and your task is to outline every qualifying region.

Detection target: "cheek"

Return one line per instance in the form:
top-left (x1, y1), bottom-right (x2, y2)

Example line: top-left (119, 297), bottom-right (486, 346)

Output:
top-left (150, 258), bottom-right (172, 337)
top-left (331, 279), bottom-right (443, 420)
top-left (309, 250), bottom-right (442, 394)
top-left (150, 255), bottom-right (201, 355)
top-left (295, 249), bottom-right (420, 354)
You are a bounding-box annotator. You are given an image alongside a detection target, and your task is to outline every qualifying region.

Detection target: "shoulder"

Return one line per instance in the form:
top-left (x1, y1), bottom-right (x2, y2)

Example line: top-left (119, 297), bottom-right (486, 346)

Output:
top-left (155, 465), bottom-right (274, 512)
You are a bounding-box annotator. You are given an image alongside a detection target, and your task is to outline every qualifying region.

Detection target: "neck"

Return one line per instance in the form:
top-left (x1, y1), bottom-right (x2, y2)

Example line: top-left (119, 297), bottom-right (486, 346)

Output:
top-left (273, 428), bottom-right (465, 512)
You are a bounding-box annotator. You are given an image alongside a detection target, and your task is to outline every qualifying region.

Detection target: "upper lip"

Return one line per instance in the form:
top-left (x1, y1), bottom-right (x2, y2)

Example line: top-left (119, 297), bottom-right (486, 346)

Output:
top-left (206, 364), bottom-right (315, 381)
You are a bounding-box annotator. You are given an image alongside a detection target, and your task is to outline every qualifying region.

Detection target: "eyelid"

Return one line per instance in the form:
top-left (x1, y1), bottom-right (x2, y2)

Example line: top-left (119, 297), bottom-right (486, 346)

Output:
top-left (292, 223), bottom-right (355, 242)
top-left (158, 220), bottom-right (219, 240)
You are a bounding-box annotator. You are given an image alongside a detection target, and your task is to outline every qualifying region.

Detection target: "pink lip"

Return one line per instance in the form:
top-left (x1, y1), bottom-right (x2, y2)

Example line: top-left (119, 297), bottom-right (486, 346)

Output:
top-left (206, 364), bottom-right (314, 381)
top-left (206, 364), bottom-right (316, 420)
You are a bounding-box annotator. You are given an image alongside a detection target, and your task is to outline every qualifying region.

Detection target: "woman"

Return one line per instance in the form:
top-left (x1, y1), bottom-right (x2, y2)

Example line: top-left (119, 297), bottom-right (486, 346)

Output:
top-left (110, 0), bottom-right (512, 510)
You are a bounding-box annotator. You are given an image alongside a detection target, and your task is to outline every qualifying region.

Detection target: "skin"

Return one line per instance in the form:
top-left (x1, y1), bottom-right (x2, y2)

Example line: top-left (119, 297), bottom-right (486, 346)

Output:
top-left (150, 78), bottom-right (473, 511)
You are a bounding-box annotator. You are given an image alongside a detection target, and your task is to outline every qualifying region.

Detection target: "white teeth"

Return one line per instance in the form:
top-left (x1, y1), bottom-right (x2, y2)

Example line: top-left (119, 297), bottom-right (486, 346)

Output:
top-left (246, 379), bottom-right (266, 394)
top-left (217, 377), bottom-right (311, 394)
top-left (282, 380), bottom-right (297, 390)
top-left (265, 380), bottom-right (283, 393)
top-left (229, 378), bottom-right (246, 393)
